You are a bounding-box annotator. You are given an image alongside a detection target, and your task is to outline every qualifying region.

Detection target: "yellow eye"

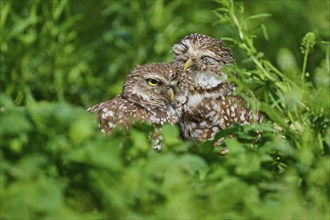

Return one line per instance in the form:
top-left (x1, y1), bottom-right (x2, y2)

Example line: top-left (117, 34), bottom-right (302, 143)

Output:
top-left (147, 79), bottom-right (159, 86)
top-left (178, 81), bottom-right (183, 87)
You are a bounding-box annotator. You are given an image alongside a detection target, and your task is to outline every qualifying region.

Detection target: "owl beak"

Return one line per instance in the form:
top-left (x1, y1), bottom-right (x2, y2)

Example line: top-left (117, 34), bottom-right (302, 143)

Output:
top-left (167, 88), bottom-right (174, 102)
top-left (183, 58), bottom-right (193, 73)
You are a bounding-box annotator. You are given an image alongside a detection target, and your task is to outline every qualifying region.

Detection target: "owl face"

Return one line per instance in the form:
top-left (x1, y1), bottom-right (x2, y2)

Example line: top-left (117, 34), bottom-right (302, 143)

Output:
top-left (122, 63), bottom-right (179, 110)
top-left (172, 33), bottom-right (234, 75)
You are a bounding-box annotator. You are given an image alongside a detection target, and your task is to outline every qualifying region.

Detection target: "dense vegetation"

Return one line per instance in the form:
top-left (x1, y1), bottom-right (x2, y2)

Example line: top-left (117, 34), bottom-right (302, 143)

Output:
top-left (1, 0), bottom-right (329, 219)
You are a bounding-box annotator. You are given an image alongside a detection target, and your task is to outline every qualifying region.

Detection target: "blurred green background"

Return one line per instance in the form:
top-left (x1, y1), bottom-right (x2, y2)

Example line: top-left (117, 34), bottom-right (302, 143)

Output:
top-left (2, 0), bottom-right (328, 106)
top-left (1, 0), bottom-right (329, 219)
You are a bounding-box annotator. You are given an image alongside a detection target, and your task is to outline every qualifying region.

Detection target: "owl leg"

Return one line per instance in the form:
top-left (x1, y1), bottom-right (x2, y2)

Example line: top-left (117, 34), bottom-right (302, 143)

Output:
top-left (213, 137), bottom-right (230, 156)
top-left (149, 125), bottom-right (163, 150)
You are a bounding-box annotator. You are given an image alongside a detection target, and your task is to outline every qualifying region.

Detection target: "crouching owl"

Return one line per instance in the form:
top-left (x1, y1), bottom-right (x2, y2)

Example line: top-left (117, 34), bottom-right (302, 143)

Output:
top-left (87, 63), bottom-right (181, 149)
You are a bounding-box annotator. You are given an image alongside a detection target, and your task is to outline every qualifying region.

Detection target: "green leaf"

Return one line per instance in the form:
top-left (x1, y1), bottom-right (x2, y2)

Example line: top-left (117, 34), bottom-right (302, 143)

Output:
top-left (245, 13), bottom-right (272, 21)
top-left (260, 103), bottom-right (289, 130)
top-left (161, 124), bottom-right (180, 146)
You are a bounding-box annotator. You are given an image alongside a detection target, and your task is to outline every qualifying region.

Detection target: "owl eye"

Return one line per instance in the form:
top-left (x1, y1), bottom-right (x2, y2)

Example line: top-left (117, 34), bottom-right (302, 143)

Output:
top-left (147, 78), bottom-right (159, 86)
top-left (201, 55), bottom-right (219, 62)
top-left (173, 43), bottom-right (188, 55)
top-left (180, 43), bottom-right (188, 53)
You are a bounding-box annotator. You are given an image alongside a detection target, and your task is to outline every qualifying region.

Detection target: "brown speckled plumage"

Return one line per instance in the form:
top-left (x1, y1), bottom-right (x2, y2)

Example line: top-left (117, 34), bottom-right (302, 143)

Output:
top-left (172, 33), bottom-right (263, 141)
top-left (87, 63), bottom-right (182, 149)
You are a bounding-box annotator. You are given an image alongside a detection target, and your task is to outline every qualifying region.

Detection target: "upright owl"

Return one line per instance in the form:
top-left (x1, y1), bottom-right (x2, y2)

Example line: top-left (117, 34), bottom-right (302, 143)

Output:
top-left (87, 63), bottom-right (181, 149)
top-left (172, 33), bottom-right (263, 141)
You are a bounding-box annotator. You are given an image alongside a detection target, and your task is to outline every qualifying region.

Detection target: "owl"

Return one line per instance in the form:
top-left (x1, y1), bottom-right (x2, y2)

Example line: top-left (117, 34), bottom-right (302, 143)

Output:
top-left (87, 63), bottom-right (182, 149)
top-left (172, 33), bottom-right (263, 141)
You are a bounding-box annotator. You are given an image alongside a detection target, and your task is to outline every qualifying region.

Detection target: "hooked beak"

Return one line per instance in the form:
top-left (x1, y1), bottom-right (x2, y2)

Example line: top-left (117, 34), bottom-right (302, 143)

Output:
top-left (183, 58), bottom-right (194, 73)
top-left (167, 88), bottom-right (174, 102)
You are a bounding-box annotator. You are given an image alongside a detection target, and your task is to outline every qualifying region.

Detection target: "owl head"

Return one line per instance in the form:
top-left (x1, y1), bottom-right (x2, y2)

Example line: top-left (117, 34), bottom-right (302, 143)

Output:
top-left (121, 63), bottom-right (180, 111)
top-left (172, 33), bottom-right (234, 75)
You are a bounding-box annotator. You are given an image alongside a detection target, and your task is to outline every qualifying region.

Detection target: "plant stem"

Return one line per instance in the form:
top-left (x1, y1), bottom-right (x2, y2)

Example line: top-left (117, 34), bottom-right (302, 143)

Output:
top-left (301, 49), bottom-right (309, 80)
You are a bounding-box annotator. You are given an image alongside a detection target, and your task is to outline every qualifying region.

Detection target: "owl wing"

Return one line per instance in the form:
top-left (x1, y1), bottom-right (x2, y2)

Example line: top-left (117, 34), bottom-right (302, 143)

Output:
top-left (87, 96), bottom-right (173, 150)
top-left (87, 95), bottom-right (148, 134)
top-left (201, 95), bottom-right (262, 126)
top-left (87, 95), bottom-right (180, 134)
top-left (181, 95), bottom-right (263, 141)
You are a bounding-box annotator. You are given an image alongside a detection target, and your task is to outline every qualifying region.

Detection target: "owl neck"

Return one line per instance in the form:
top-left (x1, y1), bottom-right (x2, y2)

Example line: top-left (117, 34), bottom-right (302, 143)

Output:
top-left (190, 71), bottom-right (226, 88)
top-left (187, 71), bottom-right (235, 96)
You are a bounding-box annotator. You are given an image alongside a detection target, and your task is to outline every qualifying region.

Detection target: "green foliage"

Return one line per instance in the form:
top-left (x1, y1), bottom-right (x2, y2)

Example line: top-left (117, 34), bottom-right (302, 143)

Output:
top-left (1, 0), bottom-right (329, 219)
